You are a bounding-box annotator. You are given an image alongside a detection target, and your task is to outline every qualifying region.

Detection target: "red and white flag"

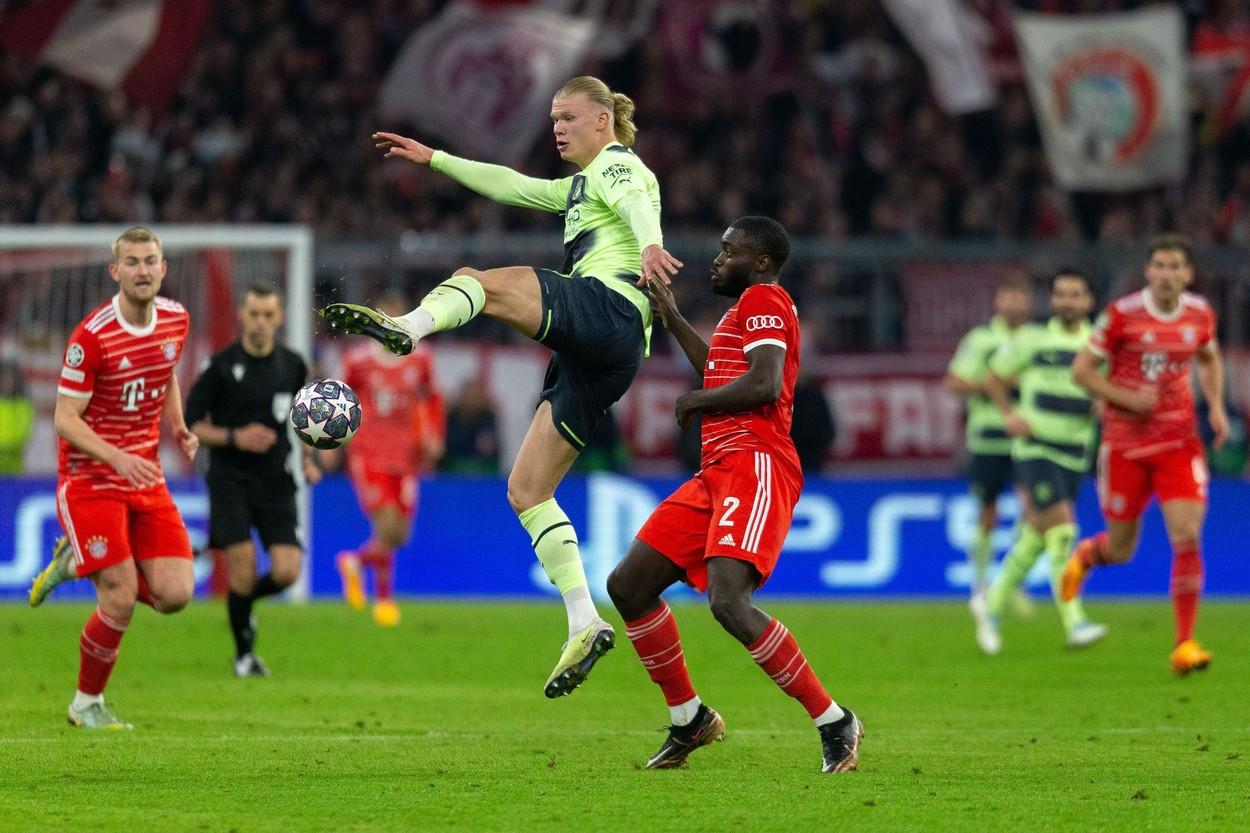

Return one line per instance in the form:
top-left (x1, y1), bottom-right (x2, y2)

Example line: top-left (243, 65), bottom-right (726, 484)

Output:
top-left (0, 0), bottom-right (213, 113)
top-left (882, 0), bottom-right (997, 114)
top-left (378, 1), bottom-right (597, 164)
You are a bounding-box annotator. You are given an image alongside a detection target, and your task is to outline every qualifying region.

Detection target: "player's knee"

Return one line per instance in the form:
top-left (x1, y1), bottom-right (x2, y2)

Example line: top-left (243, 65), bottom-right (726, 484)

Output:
top-left (155, 585), bottom-right (192, 613)
top-left (270, 562), bottom-right (300, 589)
top-left (605, 567), bottom-right (638, 617)
top-left (506, 481), bottom-right (548, 515)
top-left (707, 590), bottom-right (750, 638)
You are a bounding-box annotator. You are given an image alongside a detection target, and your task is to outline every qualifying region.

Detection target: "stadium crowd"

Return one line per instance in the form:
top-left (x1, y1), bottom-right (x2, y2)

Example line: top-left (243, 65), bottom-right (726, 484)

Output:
top-left (4, 0), bottom-right (1250, 349)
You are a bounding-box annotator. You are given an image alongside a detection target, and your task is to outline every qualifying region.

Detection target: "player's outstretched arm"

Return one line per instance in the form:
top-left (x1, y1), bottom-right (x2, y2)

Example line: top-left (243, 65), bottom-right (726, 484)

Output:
top-left (674, 345), bottom-right (784, 430)
top-left (374, 131), bottom-right (566, 213)
top-left (54, 394), bottom-right (161, 488)
top-left (1072, 347), bottom-right (1156, 415)
top-left (647, 277), bottom-right (707, 376)
top-left (1196, 342), bottom-right (1229, 449)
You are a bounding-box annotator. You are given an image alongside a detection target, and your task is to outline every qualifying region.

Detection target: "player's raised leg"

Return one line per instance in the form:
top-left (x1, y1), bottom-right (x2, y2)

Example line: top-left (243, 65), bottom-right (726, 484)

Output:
top-left (510, 402), bottom-right (614, 697)
top-left (706, 557), bottom-right (862, 773)
top-left (607, 540), bottom-right (722, 769)
top-left (321, 266), bottom-right (539, 355)
top-left (1161, 499), bottom-right (1212, 674)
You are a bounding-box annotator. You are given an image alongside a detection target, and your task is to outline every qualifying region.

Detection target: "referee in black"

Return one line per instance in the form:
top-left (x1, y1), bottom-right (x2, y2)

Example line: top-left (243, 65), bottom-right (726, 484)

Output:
top-left (186, 283), bottom-right (320, 677)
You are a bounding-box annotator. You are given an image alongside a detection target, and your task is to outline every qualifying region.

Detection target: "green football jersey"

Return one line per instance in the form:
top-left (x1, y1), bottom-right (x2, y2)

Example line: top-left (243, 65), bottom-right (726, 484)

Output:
top-left (989, 317), bottom-right (1095, 472)
top-left (431, 144), bottom-right (661, 350)
top-left (948, 317), bottom-right (1017, 456)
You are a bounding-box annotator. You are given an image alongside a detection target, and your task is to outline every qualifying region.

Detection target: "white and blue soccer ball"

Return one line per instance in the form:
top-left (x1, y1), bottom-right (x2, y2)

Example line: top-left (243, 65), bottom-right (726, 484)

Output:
top-left (289, 378), bottom-right (362, 450)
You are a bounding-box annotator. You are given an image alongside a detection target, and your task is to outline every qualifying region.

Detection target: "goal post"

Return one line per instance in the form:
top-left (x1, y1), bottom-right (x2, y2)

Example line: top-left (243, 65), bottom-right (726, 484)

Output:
top-left (0, 224), bottom-right (315, 600)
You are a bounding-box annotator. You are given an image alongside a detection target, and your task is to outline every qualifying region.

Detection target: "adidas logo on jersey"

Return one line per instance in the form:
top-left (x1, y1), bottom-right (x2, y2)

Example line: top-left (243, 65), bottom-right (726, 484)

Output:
top-left (719, 533), bottom-right (736, 547)
top-left (118, 356), bottom-right (132, 370)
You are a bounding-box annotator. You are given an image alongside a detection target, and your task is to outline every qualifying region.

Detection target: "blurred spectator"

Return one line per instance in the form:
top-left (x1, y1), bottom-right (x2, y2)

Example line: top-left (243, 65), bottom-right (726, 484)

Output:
top-left (790, 373), bottom-right (837, 475)
top-left (442, 378), bottom-right (500, 475)
top-left (0, 359), bottom-right (34, 473)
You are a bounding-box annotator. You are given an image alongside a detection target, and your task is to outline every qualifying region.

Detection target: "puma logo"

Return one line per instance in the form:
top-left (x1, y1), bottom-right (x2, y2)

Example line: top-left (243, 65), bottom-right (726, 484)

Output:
top-left (562, 539), bottom-right (577, 546)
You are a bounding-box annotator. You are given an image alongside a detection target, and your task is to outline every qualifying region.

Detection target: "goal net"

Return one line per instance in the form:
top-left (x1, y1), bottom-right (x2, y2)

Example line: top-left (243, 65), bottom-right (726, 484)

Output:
top-left (0, 225), bottom-right (314, 599)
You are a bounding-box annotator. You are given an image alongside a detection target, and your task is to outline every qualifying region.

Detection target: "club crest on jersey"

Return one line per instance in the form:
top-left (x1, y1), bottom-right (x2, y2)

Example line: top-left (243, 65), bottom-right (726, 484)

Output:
top-left (1181, 326), bottom-right (1196, 344)
top-left (163, 341), bottom-right (178, 361)
top-left (86, 535), bottom-right (109, 560)
top-left (65, 343), bottom-right (85, 368)
top-left (232, 363), bottom-right (245, 382)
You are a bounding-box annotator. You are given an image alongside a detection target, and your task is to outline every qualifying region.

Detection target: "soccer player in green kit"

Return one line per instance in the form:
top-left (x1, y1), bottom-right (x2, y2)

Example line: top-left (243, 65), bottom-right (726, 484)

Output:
top-left (974, 269), bottom-right (1107, 654)
top-left (945, 276), bottom-right (1034, 619)
top-left (321, 76), bottom-right (682, 698)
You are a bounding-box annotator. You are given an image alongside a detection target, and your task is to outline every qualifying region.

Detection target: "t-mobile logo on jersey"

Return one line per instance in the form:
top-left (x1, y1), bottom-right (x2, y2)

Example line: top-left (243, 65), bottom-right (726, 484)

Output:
top-left (120, 378), bottom-right (146, 412)
top-left (1140, 352), bottom-right (1166, 381)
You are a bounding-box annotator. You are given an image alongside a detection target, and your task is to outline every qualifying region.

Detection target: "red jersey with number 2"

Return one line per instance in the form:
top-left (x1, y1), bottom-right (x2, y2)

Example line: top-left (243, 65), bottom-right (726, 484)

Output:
top-left (1088, 289), bottom-right (1215, 450)
top-left (56, 295), bottom-right (189, 491)
top-left (700, 283), bottom-right (802, 478)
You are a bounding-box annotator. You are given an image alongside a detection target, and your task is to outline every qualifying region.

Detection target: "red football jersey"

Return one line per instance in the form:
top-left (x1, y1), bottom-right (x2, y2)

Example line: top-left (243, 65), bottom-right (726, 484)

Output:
top-left (57, 295), bottom-right (190, 490)
top-left (342, 343), bottom-right (442, 474)
top-left (699, 283), bottom-right (802, 477)
top-left (1088, 289), bottom-right (1216, 449)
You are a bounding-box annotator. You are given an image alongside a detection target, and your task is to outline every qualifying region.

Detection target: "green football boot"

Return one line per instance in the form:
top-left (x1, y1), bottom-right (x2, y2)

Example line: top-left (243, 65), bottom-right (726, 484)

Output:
top-left (29, 536), bottom-right (76, 607)
top-left (543, 617), bottom-right (615, 698)
top-left (319, 303), bottom-right (415, 356)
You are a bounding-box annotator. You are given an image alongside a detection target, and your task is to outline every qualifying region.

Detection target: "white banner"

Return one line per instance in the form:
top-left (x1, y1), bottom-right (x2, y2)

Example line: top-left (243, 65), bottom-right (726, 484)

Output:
top-left (378, 2), bottom-right (597, 164)
top-left (1013, 6), bottom-right (1187, 191)
top-left (881, 0), bottom-right (996, 114)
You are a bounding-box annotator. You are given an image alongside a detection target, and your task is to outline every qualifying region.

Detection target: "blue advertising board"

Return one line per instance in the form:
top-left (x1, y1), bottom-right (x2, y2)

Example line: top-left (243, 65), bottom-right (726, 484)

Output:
top-left (1, 474), bottom-right (1247, 600)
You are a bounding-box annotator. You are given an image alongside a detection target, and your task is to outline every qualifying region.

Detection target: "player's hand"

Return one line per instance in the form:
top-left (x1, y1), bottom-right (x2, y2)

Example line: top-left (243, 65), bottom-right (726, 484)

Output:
top-left (234, 423), bottom-right (277, 453)
top-left (174, 425), bottom-right (199, 462)
top-left (1121, 386), bottom-right (1158, 416)
top-left (302, 456), bottom-right (323, 486)
top-left (1208, 405), bottom-right (1230, 450)
top-left (109, 451), bottom-right (162, 489)
top-left (675, 391), bottom-right (701, 430)
top-left (374, 132), bottom-right (434, 165)
top-left (646, 275), bottom-right (679, 329)
top-left (1004, 412), bottom-right (1031, 438)
top-left (639, 244), bottom-right (683, 287)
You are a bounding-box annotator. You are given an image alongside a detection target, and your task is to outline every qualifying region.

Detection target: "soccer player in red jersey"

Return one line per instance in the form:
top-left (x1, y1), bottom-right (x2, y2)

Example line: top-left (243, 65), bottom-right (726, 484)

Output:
top-left (1062, 234), bottom-right (1228, 675)
top-left (336, 292), bottom-right (444, 627)
top-left (28, 226), bottom-right (198, 729)
top-left (608, 217), bottom-right (863, 773)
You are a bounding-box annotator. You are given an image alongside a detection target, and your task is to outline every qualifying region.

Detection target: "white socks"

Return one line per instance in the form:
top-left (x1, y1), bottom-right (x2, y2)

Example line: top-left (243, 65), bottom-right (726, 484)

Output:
top-left (397, 308), bottom-right (436, 339)
top-left (561, 585), bottom-right (598, 637)
top-left (670, 696), bottom-right (702, 727)
top-left (72, 690), bottom-right (103, 710)
top-left (814, 701), bottom-right (846, 727)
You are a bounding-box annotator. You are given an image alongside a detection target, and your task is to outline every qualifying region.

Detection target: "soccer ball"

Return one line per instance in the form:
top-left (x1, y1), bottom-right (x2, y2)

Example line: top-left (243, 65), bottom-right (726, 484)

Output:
top-left (289, 378), bottom-right (362, 449)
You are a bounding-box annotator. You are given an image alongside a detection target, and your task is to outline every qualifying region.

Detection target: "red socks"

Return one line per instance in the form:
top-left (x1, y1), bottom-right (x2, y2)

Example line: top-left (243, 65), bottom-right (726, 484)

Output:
top-left (624, 604), bottom-right (697, 706)
top-left (1078, 532), bottom-right (1109, 567)
top-left (747, 619), bottom-right (833, 719)
top-left (359, 543), bottom-right (395, 601)
top-left (78, 607), bottom-right (128, 695)
top-left (1170, 541), bottom-right (1203, 645)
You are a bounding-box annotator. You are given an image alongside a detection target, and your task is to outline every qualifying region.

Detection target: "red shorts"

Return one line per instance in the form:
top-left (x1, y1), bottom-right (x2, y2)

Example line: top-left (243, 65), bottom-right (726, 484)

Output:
top-left (1096, 437), bottom-right (1208, 522)
top-left (636, 450), bottom-right (800, 592)
top-left (56, 480), bottom-right (193, 577)
top-left (348, 457), bottom-right (418, 517)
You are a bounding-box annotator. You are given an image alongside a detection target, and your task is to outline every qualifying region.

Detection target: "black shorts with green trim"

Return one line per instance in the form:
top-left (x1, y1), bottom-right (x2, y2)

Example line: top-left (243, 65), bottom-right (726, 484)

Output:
top-left (533, 268), bottom-right (644, 450)
top-left (1013, 457), bottom-right (1085, 511)
top-left (967, 452), bottom-right (1014, 505)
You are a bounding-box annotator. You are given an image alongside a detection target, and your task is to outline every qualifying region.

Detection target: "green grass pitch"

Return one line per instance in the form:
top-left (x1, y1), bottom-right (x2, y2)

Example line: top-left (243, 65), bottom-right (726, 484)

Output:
top-left (1, 600), bottom-right (1247, 832)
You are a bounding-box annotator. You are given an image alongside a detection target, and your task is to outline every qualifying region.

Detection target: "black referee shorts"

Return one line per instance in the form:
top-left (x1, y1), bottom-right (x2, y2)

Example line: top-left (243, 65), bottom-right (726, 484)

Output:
top-left (207, 467), bottom-right (301, 550)
top-left (533, 268), bottom-right (644, 451)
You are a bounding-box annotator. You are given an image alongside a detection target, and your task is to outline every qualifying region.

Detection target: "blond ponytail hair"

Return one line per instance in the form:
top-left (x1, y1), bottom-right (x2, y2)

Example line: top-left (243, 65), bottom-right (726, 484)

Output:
top-left (555, 76), bottom-right (638, 147)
